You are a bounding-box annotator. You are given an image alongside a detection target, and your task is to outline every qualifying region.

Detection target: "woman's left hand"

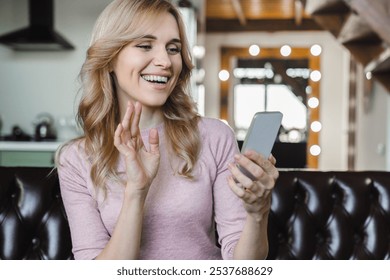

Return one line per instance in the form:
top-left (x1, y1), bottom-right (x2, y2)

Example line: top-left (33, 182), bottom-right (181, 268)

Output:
top-left (227, 150), bottom-right (279, 222)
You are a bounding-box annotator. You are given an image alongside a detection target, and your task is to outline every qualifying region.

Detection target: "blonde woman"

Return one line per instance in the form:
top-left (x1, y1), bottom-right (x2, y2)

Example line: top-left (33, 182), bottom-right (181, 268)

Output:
top-left (57, 0), bottom-right (278, 260)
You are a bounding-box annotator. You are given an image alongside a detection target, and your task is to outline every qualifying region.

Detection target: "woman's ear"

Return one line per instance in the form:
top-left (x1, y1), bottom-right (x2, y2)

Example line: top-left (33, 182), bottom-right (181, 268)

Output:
top-left (109, 70), bottom-right (116, 81)
top-left (108, 64), bottom-right (114, 73)
top-left (108, 59), bottom-right (116, 73)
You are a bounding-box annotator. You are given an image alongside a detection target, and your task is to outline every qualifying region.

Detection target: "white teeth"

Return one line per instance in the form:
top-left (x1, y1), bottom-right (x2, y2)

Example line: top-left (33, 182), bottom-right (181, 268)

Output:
top-left (142, 75), bottom-right (168, 83)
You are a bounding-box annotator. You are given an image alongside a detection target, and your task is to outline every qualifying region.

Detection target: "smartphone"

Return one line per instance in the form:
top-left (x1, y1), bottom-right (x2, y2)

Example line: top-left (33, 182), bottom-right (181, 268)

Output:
top-left (239, 111), bottom-right (283, 179)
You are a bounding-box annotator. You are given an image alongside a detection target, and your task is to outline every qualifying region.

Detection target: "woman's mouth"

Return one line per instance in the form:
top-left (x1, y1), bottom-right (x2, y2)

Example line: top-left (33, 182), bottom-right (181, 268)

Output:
top-left (141, 75), bottom-right (169, 84)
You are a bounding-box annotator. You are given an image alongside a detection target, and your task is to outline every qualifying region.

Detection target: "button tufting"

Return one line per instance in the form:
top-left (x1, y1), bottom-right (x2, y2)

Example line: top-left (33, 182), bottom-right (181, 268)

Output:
top-left (31, 238), bottom-right (40, 249)
top-left (315, 232), bottom-right (325, 245)
top-left (353, 233), bottom-right (362, 244)
top-left (294, 192), bottom-right (302, 202)
top-left (0, 167), bottom-right (73, 260)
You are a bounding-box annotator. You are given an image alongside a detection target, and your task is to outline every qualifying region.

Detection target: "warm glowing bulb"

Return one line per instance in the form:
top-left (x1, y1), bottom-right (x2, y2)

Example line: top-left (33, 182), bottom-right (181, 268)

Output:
top-left (249, 44), bottom-right (260, 56)
top-left (310, 70), bottom-right (321, 82)
top-left (280, 45), bottom-right (292, 57)
top-left (308, 97), bottom-right (319, 108)
top-left (218, 70), bottom-right (230, 81)
top-left (311, 121), bottom-right (322, 132)
top-left (192, 45), bottom-right (205, 59)
top-left (310, 145), bottom-right (321, 156)
top-left (310, 44), bottom-right (322, 56)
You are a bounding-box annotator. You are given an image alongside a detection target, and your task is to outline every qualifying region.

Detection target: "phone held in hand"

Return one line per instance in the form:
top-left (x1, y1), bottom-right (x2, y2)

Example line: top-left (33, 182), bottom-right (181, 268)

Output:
top-left (239, 111), bottom-right (283, 180)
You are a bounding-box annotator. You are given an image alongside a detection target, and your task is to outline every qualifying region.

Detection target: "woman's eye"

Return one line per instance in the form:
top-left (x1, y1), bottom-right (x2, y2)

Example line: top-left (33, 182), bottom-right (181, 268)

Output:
top-left (137, 45), bottom-right (151, 50)
top-left (167, 46), bottom-right (181, 55)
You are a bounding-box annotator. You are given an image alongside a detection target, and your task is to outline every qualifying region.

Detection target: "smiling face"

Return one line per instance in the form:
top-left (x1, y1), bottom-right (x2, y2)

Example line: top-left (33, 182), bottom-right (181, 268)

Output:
top-left (111, 12), bottom-right (183, 115)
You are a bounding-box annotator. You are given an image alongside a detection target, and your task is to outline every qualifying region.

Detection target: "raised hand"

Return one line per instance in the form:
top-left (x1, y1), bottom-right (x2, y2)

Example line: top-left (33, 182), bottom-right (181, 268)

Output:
top-left (114, 101), bottom-right (160, 197)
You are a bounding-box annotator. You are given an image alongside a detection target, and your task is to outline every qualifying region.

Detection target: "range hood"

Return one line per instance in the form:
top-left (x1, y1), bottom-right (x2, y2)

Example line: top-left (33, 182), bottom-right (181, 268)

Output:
top-left (0, 0), bottom-right (74, 51)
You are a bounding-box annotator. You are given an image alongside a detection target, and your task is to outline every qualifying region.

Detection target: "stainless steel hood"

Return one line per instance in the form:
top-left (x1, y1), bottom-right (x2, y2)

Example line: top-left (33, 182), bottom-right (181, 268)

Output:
top-left (0, 0), bottom-right (74, 51)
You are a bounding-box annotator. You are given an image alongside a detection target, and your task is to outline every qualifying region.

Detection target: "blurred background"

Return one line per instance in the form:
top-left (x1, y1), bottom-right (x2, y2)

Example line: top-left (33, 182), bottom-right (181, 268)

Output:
top-left (0, 0), bottom-right (389, 171)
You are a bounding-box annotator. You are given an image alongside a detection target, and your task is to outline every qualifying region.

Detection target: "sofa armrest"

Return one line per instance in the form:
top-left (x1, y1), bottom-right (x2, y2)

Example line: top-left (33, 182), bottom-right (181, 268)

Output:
top-left (0, 167), bottom-right (73, 260)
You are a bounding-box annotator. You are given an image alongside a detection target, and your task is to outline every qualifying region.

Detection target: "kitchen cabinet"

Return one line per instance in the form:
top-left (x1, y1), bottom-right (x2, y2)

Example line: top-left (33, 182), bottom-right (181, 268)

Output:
top-left (0, 141), bottom-right (62, 167)
top-left (0, 151), bottom-right (54, 167)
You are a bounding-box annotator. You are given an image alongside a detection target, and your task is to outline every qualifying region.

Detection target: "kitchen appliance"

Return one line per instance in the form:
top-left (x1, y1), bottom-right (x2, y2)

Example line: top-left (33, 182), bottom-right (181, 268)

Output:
top-left (33, 113), bottom-right (57, 141)
top-left (0, 0), bottom-right (74, 51)
top-left (2, 125), bottom-right (32, 141)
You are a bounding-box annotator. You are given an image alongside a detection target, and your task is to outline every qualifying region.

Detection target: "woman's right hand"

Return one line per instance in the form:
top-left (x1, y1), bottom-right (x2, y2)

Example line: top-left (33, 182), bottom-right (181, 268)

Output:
top-left (114, 101), bottom-right (160, 199)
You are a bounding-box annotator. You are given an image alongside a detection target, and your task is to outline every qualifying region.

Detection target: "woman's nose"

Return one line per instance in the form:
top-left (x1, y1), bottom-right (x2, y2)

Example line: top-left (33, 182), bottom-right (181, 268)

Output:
top-left (153, 48), bottom-right (171, 68)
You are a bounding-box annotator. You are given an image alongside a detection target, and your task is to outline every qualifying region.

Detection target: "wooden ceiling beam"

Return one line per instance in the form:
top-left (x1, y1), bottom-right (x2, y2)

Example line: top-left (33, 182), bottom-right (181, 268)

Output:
top-left (345, 0), bottom-right (390, 45)
top-left (206, 18), bottom-right (323, 32)
top-left (294, 0), bottom-right (304, 25)
top-left (230, 0), bottom-right (247, 25)
top-left (338, 12), bottom-right (381, 44)
top-left (305, 0), bottom-right (349, 14)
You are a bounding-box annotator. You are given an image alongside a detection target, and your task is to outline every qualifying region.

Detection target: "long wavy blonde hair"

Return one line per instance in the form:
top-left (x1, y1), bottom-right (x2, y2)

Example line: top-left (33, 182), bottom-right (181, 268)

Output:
top-left (69, 0), bottom-right (200, 191)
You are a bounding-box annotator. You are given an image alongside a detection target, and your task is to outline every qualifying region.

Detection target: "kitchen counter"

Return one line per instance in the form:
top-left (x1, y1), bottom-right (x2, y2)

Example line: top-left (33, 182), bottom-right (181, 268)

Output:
top-left (0, 141), bottom-right (63, 152)
top-left (0, 141), bottom-right (65, 167)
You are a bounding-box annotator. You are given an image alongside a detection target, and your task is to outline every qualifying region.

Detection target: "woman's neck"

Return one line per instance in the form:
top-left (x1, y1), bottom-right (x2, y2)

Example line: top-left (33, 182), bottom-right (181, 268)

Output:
top-left (139, 107), bottom-right (164, 130)
top-left (118, 98), bottom-right (164, 130)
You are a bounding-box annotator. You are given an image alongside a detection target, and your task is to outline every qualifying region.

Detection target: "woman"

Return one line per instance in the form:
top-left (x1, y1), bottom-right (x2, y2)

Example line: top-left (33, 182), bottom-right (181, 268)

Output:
top-left (57, 0), bottom-right (278, 260)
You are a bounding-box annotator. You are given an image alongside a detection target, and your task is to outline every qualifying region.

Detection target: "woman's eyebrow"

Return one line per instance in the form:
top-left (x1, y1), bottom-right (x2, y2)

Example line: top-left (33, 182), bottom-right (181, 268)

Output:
top-left (140, 35), bottom-right (181, 44)
top-left (170, 38), bottom-right (182, 44)
top-left (140, 35), bottom-right (157, 40)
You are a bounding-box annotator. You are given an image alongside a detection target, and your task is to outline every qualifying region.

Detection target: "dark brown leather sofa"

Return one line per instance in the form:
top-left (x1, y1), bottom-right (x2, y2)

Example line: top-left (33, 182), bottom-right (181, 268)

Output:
top-left (0, 167), bottom-right (72, 260)
top-left (1, 166), bottom-right (389, 259)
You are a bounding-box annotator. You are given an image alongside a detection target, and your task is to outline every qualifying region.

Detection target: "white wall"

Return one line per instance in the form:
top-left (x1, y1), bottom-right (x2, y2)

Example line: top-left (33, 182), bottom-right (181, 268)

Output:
top-left (355, 72), bottom-right (389, 170)
top-left (0, 0), bottom-right (111, 139)
top-left (203, 31), bottom-right (350, 170)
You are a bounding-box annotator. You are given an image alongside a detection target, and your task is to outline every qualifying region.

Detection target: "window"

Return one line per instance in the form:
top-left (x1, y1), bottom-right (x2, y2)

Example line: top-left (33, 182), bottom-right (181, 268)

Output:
top-left (234, 83), bottom-right (307, 141)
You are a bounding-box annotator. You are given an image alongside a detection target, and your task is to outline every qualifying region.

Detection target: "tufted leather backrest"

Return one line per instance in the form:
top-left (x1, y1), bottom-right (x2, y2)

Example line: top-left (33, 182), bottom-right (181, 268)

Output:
top-left (1, 167), bottom-right (390, 259)
top-left (0, 167), bottom-right (73, 260)
top-left (267, 170), bottom-right (390, 260)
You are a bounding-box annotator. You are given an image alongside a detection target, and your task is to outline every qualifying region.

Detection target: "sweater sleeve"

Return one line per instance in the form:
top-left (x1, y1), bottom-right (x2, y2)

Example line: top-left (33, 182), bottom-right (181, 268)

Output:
top-left (56, 142), bottom-right (109, 259)
top-left (205, 119), bottom-right (247, 259)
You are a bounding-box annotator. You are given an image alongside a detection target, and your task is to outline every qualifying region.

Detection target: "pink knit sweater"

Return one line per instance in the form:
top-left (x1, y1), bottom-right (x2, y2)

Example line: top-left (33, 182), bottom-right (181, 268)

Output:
top-left (57, 117), bottom-right (246, 260)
